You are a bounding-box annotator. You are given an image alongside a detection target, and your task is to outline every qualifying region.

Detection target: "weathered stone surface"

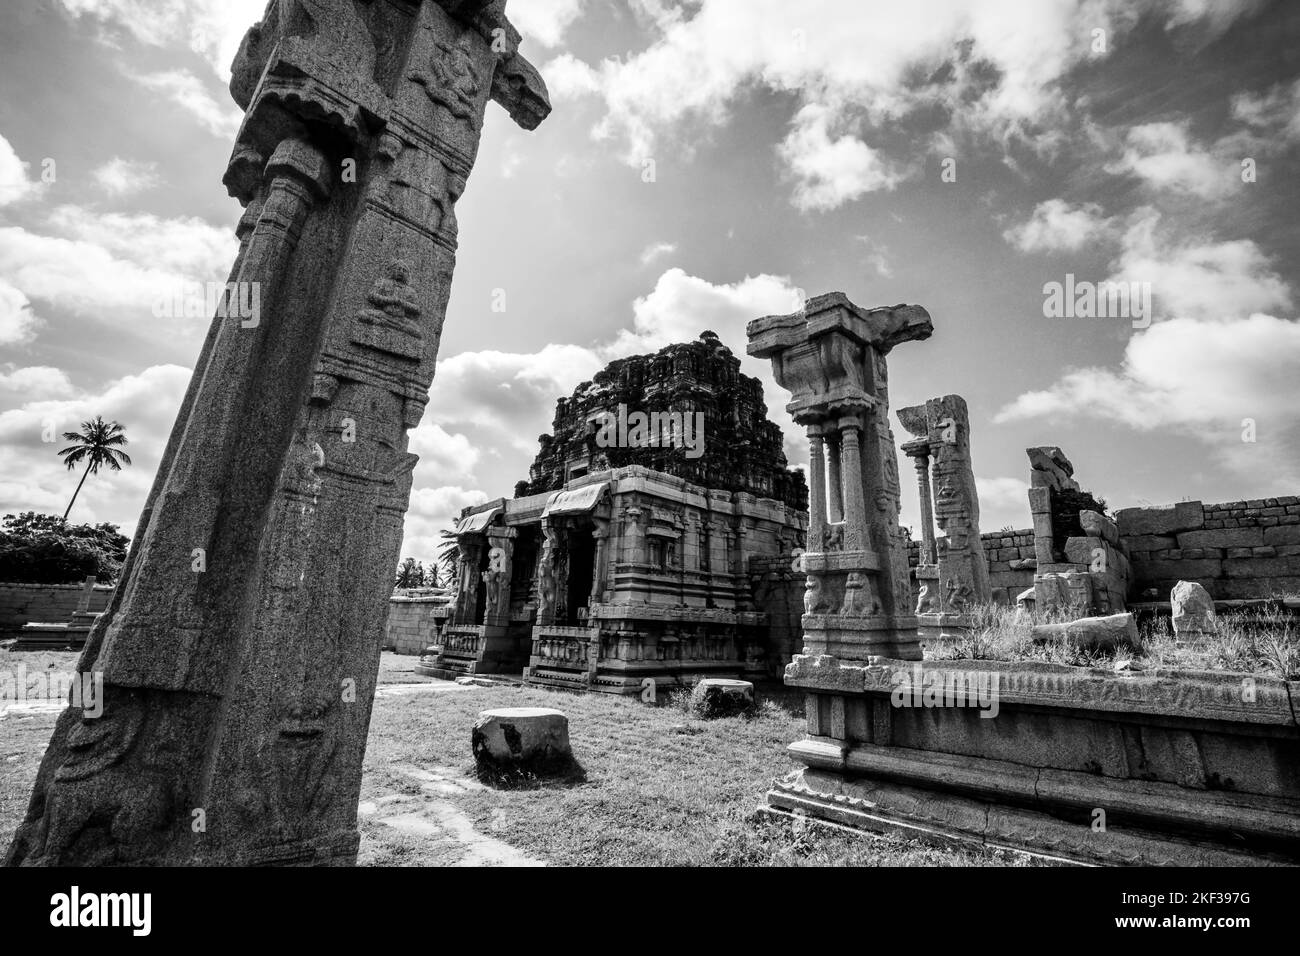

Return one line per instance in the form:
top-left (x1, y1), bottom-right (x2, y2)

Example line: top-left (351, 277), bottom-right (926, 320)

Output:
top-left (1171, 580), bottom-right (1216, 637)
top-left (1026, 446), bottom-right (1076, 490)
top-left (472, 707), bottom-right (572, 777)
top-left (898, 393), bottom-right (991, 636)
top-left (1079, 510), bottom-right (1119, 546)
top-left (1116, 501), bottom-right (1204, 536)
top-left (1031, 613), bottom-right (1140, 652)
top-left (1178, 527), bottom-right (1264, 549)
top-left (690, 678), bottom-right (757, 718)
top-left (7, 0), bottom-right (552, 867)
top-left (1263, 525), bottom-right (1300, 546)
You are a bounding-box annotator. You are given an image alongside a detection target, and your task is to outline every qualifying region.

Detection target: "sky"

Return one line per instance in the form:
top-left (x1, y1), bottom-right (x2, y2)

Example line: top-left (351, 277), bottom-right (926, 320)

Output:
top-left (1, 0), bottom-right (1298, 568)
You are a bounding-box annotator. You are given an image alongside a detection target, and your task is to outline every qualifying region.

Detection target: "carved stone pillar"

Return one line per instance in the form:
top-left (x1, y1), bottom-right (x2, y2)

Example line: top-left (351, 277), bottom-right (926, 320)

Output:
top-left (838, 418), bottom-right (869, 551)
top-left (807, 427), bottom-right (827, 550)
top-left (826, 434), bottom-right (844, 523)
top-left (589, 520), bottom-right (609, 607)
top-left (7, 0), bottom-right (552, 867)
top-left (748, 293), bottom-right (932, 662)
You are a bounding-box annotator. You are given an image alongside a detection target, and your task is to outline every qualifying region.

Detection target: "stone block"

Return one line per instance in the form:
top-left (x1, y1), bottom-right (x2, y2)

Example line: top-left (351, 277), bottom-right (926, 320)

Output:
top-left (690, 678), bottom-right (757, 718)
top-left (1264, 525), bottom-right (1300, 546)
top-left (1177, 527), bottom-right (1264, 549)
top-left (1130, 557), bottom-right (1223, 580)
top-left (1031, 613), bottom-right (1140, 652)
top-left (1116, 501), bottom-right (1203, 536)
top-left (1224, 557), bottom-right (1300, 578)
top-left (472, 707), bottom-right (575, 780)
top-left (1171, 580), bottom-right (1216, 638)
top-left (1123, 534), bottom-right (1177, 551)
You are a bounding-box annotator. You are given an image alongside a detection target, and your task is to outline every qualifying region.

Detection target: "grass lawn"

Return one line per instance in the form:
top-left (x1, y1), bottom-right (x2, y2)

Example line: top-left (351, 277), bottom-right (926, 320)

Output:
top-left (1, 649), bottom-right (1029, 866)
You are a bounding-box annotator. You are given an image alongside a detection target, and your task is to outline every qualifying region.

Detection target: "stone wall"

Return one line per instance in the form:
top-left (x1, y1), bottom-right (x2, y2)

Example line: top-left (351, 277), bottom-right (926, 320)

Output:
top-left (0, 581), bottom-right (113, 638)
top-left (747, 553), bottom-right (804, 668)
top-left (1117, 497), bottom-right (1300, 600)
top-left (909, 530), bottom-right (1035, 608)
top-left (384, 594), bottom-right (452, 656)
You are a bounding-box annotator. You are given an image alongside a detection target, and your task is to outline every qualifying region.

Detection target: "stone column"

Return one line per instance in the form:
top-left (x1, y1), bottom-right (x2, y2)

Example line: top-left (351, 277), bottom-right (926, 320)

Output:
top-left (912, 450), bottom-right (936, 565)
top-left (748, 293), bottom-right (932, 661)
top-left (589, 520), bottom-right (609, 608)
top-left (838, 418), bottom-right (869, 551)
top-left (7, 0), bottom-right (552, 867)
top-left (807, 427), bottom-right (827, 550)
top-left (826, 434), bottom-right (844, 523)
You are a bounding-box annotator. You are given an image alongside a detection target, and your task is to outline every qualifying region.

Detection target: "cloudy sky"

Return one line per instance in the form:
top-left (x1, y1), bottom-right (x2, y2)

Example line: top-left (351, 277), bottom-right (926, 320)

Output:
top-left (1, 0), bottom-right (1298, 567)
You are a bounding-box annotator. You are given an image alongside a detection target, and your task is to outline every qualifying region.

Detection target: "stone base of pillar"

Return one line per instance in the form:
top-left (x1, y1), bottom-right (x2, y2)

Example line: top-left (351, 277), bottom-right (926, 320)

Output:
top-left (801, 615), bottom-right (923, 661)
top-left (916, 611), bottom-right (975, 649)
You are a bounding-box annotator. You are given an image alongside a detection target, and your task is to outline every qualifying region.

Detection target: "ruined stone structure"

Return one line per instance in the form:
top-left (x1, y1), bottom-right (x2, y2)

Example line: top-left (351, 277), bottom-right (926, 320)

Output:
top-left (898, 394), bottom-right (990, 643)
top-left (1027, 446), bottom-right (1130, 617)
top-left (7, 0), bottom-right (550, 867)
top-left (517, 332), bottom-right (808, 510)
top-left (747, 293), bottom-right (931, 661)
top-left (419, 334), bottom-right (809, 693)
top-left (1117, 497), bottom-right (1300, 601)
top-left (421, 465), bottom-right (806, 692)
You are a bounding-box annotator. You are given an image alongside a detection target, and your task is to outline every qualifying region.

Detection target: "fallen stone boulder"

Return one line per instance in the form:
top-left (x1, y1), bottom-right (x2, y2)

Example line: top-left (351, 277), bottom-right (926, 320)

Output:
top-left (472, 707), bottom-right (576, 783)
top-left (1031, 613), bottom-right (1141, 653)
top-left (1171, 580), bottom-right (1216, 639)
top-left (690, 678), bottom-right (757, 719)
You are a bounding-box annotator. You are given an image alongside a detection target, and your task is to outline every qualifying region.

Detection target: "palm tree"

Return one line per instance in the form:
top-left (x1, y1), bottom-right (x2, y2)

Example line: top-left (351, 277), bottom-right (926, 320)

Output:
top-left (436, 528), bottom-right (461, 585)
top-left (57, 417), bottom-right (132, 519)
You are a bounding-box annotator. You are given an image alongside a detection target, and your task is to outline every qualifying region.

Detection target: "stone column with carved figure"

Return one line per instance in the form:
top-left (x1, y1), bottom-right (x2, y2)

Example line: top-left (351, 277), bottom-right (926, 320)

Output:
top-left (898, 394), bottom-right (991, 643)
top-left (7, 0), bottom-right (551, 867)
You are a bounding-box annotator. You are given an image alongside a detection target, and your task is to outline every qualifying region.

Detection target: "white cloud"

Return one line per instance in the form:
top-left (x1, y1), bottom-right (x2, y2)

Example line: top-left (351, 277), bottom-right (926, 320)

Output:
top-left (1105, 121), bottom-right (1240, 200)
top-left (0, 366), bottom-right (74, 399)
top-left (0, 280), bottom-right (41, 346)
top-left (56, 0), bottom-right (267, 78)
top-left (975, 476), bottom-right (1032, 531)
top-left (0, 133), bottom-right (41, 207)
top-left (511, 0), bottom-right (587, 49)
top-left (127, 69), bottom-right (242, 138)
top-left (778, 104), bottom-right (905, 211)
top-left (573, 0), bottom-right (1258, 210)
top-left (639, 241), bottom-right (677, 266)
top-left (1003, 198), bottom-right (1114, 253)
top-left (0, 206), bottom-right (236, 320)
top-left (93, 157), bottom-right (161, 197)
top-left (1231, 78), bottom-right (1300, 143)
top-left (1109, 208), bottom-right (1291, 321)
top-left (541, 52), bottom-right (602, 101)
top-left (994, 313), bottom-right (1300, 484)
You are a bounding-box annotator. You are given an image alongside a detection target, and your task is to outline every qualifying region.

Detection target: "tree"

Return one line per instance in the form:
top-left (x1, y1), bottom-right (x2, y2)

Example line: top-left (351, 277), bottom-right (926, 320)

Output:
top-left (436, 528), bottom-right (460, 585)
top-left (57, 417), bottom-right (132, 520)
top-left (395, 557), bottom-right (425, 589)
top-left (0, 512), bottom-right (129, 584)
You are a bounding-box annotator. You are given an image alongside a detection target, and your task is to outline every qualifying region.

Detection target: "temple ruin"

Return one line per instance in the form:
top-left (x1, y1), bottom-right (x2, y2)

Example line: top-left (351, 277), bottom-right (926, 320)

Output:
top-left (418, 332), bottom-right (809, 693)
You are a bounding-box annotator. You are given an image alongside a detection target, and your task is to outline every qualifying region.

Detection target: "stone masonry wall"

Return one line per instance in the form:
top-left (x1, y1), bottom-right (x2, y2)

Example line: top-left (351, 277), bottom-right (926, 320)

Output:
top-left (909, 530), bottom-right (1035, 608)
top-left (1117, 497), bottom-right (1300, 600)
top-left (748, 553), bottom-right (805, 669)
top-left (0, 582), bottom-right (114, 638)
top-left (384, 595), bottom-right (451, 656)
